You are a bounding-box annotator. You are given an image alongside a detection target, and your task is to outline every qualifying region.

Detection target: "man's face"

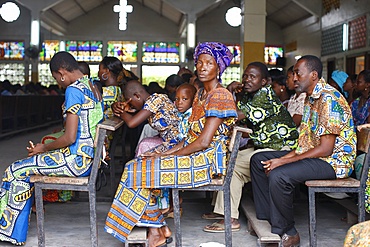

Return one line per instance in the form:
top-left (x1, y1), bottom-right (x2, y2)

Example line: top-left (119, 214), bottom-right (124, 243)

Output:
top-left (242, 65), bottom-right (266, 94)
top-left (293, 60), bottom-right (313, 94)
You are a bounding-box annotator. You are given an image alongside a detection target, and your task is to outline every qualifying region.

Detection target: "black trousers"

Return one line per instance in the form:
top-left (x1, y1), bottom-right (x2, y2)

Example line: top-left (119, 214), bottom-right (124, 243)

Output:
top-left (250, 150), bottom-right (336, 236)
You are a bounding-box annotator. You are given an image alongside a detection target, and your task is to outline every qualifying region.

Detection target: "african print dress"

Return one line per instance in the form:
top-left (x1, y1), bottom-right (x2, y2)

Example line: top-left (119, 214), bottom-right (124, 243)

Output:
top-left (105, 87), bottom-right (237, 243)
top-left (102, 85), bottom-right (122, 120)
top-left (0, 77), bottom-right (103, 245)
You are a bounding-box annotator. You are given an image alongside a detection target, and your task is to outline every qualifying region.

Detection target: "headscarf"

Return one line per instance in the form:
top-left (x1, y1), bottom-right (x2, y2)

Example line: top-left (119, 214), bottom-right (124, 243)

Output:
top-left (194, 42), bottom-right (234, 81)
top-left (331, 70), bottom-right (348, 91)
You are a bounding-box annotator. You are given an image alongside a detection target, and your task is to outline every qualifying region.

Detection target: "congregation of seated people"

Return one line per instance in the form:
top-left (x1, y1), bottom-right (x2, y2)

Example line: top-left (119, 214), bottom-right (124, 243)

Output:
top-left (2, 42), bottom-right (370, 247)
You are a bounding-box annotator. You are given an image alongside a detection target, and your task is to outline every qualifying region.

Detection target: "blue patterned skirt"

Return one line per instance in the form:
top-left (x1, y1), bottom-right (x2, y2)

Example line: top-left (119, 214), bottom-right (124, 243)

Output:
top-left (0, 149), bottom-right (92, 245)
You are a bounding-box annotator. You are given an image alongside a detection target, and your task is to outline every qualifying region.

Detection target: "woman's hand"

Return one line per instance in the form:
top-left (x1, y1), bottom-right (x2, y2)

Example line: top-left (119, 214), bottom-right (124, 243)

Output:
top-left (140, 149), bottom-right (163, 158)
top-left (27, 141), bottom-right (46, 156)
top-left (357, 124), bottom-right (370, 132)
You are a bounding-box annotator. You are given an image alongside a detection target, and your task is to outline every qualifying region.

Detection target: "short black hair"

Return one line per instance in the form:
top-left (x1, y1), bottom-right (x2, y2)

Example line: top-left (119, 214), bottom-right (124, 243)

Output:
top-left (78, 61), bottom-right (90, 77)
top-left (165, 74), bottom-right (184, 87)
top-left (287, 65), bottom-right (294, 73)
top-left (50, 51), bottom-right (79, 73)
top-left (298, 55), bottom-right (323, 79)
top-left (247, 62), bottom-right (269, 80)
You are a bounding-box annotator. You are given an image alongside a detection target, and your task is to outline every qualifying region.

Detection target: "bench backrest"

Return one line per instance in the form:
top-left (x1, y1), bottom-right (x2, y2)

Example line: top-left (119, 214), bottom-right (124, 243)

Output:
top-left (88, 117), bottom-right (123, 187)
top-left (357, 127), bottom-right (370, 188)
top-left (224, 126), bottom-right (252, 186)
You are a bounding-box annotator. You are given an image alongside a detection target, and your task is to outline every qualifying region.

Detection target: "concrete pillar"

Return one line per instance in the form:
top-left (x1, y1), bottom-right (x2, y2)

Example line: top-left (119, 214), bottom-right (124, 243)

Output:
top-left (242, 0), bottom-right (266, 67)
top-left (17, 0), bottom-right (61, 83)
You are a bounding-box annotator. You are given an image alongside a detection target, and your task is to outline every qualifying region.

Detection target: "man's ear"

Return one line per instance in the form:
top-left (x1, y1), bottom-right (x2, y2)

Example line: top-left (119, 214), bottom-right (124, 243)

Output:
top-left (261, 78), bottom-right (267, 86)
top-left (311, 70), bottom-right (318, 81)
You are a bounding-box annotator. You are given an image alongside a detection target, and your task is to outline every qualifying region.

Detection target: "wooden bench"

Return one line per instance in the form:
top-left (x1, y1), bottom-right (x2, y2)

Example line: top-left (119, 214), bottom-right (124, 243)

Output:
top-left (123, 227), bottom-right (148, 247)
top-left (30, 117), bottom-right (123, 247)
top-left (240, 196), bottom-right (281, 246)
top-left (305, 126), bottom-right (370, 247)
top-left (172, 126), bottom-right (252, 247)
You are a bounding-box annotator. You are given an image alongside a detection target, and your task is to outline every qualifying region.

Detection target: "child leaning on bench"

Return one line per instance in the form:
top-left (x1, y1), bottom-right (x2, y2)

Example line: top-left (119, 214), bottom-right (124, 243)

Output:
top-left (0, 51), bottom-right (104, 246)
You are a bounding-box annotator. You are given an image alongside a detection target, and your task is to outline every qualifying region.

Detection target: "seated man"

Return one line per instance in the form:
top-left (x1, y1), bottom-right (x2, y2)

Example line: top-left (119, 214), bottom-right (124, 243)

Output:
top-left (203, 62), bottom-right (299, 232)
top-left (250, 55), bottom-right (356, 246)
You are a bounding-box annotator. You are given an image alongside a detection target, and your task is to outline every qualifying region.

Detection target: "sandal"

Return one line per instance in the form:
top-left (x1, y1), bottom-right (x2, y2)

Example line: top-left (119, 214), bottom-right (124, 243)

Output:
top-left (201, 212), bottom-right (224, 220)
top-left (203, 221), bottom-right (240, 233)
top-left (164, 208), bottom-right (182, 218)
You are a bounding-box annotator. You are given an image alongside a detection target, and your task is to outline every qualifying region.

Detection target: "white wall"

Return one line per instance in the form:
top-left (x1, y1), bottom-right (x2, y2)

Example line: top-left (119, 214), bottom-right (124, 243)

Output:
top-left (319, 0), bottom-right (370, 77)
top-left (283, 16), bottom-right (321, 70)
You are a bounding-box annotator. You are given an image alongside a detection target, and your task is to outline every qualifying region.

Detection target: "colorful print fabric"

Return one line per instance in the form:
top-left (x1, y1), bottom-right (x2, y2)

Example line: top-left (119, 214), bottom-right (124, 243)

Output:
top-left (144, 93), bottom-right (180, 143)
top-left (296, 79), bottom-right (357, 178)
top-left (177, 107), bottom-right (192, 141)
top-left (194, 42), bottom-right (233, 80)
top-left (238, 85), bottom-right (298, 150)
top-left (343, 220), bottom-right (370, 246)
top-left (105, 87), bottom-right (237, 243)
top-left (0, 77), bottom-right (103, 244)
top-left (102, 85), bottom-right (122, 120)
top-left (350, 97), bottom-right (370, 126)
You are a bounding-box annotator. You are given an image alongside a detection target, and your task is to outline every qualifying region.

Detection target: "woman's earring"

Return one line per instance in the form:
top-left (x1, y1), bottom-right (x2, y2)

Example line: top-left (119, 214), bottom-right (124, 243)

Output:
top-left (280, 88), bottom-right (284, 92)
top-left (102, 72), bottom-right (108, 80)
top-left (61, 76), bottom-right (65, 82)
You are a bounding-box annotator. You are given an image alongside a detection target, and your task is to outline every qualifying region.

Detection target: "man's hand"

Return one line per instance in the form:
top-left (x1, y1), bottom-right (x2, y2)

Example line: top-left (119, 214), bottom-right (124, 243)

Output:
top-left (261, 158), bottom-right (287, 175)
top-left (226, 81), bottom-right (243, 94)
top-left (112, 99), bottom-right (136, 116)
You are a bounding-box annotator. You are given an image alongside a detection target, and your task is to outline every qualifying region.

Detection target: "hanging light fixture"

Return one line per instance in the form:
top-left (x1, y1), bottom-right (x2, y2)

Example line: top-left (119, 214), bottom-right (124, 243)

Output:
top-left (225, 7), bottom-right (241, 27)
top-left (0, 2), bottom-right (20, 23)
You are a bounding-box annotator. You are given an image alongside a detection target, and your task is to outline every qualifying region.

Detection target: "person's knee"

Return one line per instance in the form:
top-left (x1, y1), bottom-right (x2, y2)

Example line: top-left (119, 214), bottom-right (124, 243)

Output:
top-left (250, 152), bottom-right (266, 170)
top-left (269, 170), bottom-right (291, 189)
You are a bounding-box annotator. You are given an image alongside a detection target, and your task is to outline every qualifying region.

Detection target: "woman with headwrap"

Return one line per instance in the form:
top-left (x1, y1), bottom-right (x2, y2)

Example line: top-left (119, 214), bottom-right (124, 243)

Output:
top-left (328, 70), bottom-right (348, 97)
top-left (104, 42), bottom-right (237, 247)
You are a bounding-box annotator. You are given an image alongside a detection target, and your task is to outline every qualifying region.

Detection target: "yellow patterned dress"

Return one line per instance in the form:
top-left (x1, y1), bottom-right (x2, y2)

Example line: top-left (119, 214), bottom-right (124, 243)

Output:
top-left (104, 87), bottom-right (237, 243)
top-left (102, 85), bottom-right (122, 119)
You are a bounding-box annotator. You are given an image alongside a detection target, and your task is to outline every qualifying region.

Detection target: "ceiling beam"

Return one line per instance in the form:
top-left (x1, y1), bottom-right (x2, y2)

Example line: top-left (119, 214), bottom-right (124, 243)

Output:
top-left (16, 0), bottom-right (63, 12)
top-left (292, 0), bottom-right (321, 17)
top-left (74, 0), bottom-right (88, 15)
top-left (160, 0), bottom-right (163, 17)
top-left (40, 8), bottom-right (67, 36)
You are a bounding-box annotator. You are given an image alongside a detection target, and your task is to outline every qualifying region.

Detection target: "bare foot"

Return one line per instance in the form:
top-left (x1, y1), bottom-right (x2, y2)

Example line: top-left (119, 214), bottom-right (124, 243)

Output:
top-left (161, 225), bottom-right (172, 238)
top-left (160, 207), bottom-right (170, 215)
top-left (148, 227), bottom-right (166, 247)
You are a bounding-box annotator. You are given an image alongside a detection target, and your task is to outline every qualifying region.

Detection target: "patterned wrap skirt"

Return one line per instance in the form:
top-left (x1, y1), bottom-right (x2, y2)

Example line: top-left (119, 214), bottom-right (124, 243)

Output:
top-left (105, 138), bottom-right (227, 243)
top-left (0, 149), bottom-right (92, 245)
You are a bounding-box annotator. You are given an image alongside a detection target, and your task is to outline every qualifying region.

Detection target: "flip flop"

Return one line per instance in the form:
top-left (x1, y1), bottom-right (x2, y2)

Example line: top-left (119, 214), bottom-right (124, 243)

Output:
top-left (166, 236), bottom-right (173, 244)
top-left (203, 222), bottom-right (240, 233)
top-left (201, 212), bottom-right (224, 220)
top-left (157, 242), bottom-right (167, 247)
